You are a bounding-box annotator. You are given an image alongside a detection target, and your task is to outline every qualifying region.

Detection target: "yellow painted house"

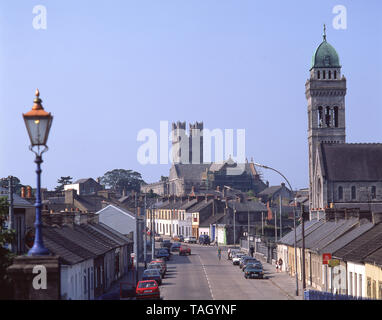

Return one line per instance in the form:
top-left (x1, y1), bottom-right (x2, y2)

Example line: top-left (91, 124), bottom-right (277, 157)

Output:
top-left (364, 247), bottom-right (382, 300)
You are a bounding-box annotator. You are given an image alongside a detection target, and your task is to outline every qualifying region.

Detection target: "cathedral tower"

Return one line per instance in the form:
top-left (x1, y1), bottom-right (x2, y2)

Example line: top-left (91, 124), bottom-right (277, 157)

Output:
top-left (306, 26), bottom-right (347, 210)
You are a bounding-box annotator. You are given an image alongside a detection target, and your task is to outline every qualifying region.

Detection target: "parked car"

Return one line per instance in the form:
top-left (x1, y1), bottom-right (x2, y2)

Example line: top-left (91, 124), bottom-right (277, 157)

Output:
top-left (136, 280), bottom-right (160, 299)
top-left (232, 253), bottom-right (246, 265)
top-left (199, 234), bottom-right (210, 245)
top-left (227, 248), bottom-right (241, 260)
top-left (171, 242), bottom-right (182, 252)
top-left (147, 262), bottom-right (165, 278)
top-left (156, 248), bottom-right (170, 261)
top-left (141, 269), bottom-right (162, 285)
top-left (238, 256), bottom-right (252, 269)
top-left (179, 245), bottom-right (191, 255)
top-left (161, 239), bottom-right (172, 249)
top-left (241, 257), bottom-right (259, 270)
top-left (151, 259), bottom-right (167, 275)
top-left (172, 235), bottom-right (182, 242)
top-left (244, 263), bottom-right (264, 279)
top-left (184, 236), bottom-right (197, 244)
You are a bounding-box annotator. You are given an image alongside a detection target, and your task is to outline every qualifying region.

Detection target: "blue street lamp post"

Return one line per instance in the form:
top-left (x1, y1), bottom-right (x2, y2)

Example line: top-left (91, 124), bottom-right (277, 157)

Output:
top-left (23, 89), bottom-right (53, 256)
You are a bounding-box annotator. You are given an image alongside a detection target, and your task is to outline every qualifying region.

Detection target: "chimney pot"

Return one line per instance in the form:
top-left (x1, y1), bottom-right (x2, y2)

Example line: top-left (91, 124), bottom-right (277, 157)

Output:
top-left (21, 187), bottom-right (25, 198)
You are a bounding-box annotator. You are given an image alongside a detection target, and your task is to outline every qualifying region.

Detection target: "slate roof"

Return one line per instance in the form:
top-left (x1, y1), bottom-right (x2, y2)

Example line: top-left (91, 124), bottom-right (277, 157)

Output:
top-left (42, 226), bottom-right (97, 264)
top-left (278, 219), bottom-right (323, 246)
top-left (93, 222), bottom-right (132, 245)
top-left (321, 221), bottom-right (374, 255)
top-left (258, 186), bottom-right (283, 196)
top-left (170, 164), bottom-right (210, 181)
top-left (333, 223), bottom-right (382, 263)
top-left (52, 225), bottom-right (110, 256)
top-left (227, 201), bottom-right (267, 212)
top-left (0, 187), bottom-right (34, 207)
top-left (320, 143), bottom-right (382, 181)
top-left (187, 199), bottom-right (214, 213)
top-left (364, 246), bottom-right (382, 267)
top-left (200, 213), bottom-right (225, 227)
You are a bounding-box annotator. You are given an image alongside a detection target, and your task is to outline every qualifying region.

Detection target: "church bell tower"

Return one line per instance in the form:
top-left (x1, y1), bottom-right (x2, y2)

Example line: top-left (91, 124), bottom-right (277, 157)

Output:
top-left (306, 26), bottom-right (347, 210)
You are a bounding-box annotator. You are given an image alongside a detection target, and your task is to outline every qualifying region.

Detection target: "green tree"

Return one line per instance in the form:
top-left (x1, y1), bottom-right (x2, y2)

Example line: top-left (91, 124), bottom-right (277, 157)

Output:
top-left (0, 197), bottom-right (15, 299)
top-left (55, 176), bottom-right (73, 192)
top-left (99, 169), bottom-right (145, 193)
top-left (0, 177), bottom-right (23, 196)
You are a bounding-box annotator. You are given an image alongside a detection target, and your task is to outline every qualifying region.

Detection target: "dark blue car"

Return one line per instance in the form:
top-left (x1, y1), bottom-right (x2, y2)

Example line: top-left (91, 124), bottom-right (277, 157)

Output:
top-left (156, 248), bottom-right (170, 260)
top-left (142, 269), bottom-right (162, 285)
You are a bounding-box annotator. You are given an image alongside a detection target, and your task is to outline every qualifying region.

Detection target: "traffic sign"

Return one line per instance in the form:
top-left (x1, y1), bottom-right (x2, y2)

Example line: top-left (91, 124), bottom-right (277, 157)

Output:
top-left (328, 259), bottom-right (340, 268)
top-left (322, 253), bottom-right (332, 265)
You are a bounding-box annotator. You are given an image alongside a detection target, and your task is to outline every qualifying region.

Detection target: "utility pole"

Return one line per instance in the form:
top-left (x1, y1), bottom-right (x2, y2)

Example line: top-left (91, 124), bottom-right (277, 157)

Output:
top-left (274, 200), bottom-right (277, 242)
top-left (301, 204), bottom-right (306, 290)
top-left (247, 203), bottom-right (250, 252)
top-left (144, 195), bottom-right (147, 269)
top-left (262, 211), bottom-right (264, 236)
top-left (151, 205), bottom-right (155, 260)
top-left (8, 176), bottom-right (15, 253)
top-left (279, 194), bottom-right (282, 239)
top-left (233, 202), bottom-right (236, 248)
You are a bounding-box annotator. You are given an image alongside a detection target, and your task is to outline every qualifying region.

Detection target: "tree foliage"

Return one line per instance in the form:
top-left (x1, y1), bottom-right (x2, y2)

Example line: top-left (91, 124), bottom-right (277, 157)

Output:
top-left (0, 197), bottom-right (15, 299)
top-left (0, 177), bottom-right (23, 196)
top-left (55, 176), bottom-right (73, 192)
top-left (99, 169), bottom-right (145, 193)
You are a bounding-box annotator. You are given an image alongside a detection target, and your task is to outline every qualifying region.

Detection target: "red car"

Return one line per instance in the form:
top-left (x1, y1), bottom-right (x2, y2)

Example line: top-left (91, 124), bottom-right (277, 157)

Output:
top-left (136, 280), bottom-right (160, 300)
top-left (179, 245), bottom-right (191, 256)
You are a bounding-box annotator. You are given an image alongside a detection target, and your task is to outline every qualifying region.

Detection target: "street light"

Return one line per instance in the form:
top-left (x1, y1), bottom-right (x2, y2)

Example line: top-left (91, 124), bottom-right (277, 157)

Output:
top-left (223, 185), bottom-right (237, 247)
top-left (254, 162), bottom-right (299, 297)
top-left (22, 89), bottom-right (53, 256)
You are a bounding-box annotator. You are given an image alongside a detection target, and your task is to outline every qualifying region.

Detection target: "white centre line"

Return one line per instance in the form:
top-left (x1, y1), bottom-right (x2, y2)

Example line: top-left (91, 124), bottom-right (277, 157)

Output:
top-left (198, 254), bottom-right (214, 300)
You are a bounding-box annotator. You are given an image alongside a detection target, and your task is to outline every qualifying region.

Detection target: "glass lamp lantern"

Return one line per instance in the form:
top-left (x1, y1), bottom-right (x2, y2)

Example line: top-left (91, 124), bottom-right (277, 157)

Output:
top-left (23, 89), bottom-right (53, 149)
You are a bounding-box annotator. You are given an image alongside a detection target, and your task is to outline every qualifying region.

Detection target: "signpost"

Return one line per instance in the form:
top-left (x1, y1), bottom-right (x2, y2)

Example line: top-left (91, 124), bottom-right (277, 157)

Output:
top-left (322, 253), bottom-right (332, 265)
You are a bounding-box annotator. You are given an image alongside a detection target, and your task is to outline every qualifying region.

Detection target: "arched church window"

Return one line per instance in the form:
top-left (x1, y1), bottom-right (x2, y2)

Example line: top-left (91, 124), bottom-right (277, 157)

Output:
top-left (329, 71), bottom-right (332, 79)
top-left (323, 70), bottom-right (326, 79)
top-left (351, 186), bottom-right (356, 200)
top-left (333, 107), bottom-right (339, 127)
top-left (325, 107), bottom-right (331, 127)
top-left (334, 70), bottom-right (337, 79)
top-left (318, 106), bottom-right (323, 128)
top-left (317, 70), bottom-right (321, 79)
top-left (338, 186), bottom-right (343, 200)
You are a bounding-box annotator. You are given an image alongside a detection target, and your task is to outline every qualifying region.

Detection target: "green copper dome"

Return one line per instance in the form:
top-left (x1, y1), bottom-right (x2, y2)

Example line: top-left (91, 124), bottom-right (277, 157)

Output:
top-left (311, 38), bottom-right (341, 69)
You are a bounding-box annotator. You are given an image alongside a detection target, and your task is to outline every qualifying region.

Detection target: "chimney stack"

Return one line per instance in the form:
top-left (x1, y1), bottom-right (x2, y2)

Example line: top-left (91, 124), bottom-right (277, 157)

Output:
top-left (26, 186), bottom-right (32, 198)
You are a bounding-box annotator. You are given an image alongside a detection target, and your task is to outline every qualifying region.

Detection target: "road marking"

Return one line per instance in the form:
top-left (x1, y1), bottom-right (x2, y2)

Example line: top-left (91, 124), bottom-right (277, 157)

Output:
top-left (198, 255), bottom-right (214, 300)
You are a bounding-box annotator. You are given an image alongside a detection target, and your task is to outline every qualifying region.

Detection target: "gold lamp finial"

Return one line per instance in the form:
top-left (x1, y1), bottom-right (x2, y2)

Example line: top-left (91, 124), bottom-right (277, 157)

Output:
top-left (35, 88), bottom-right (40, 97)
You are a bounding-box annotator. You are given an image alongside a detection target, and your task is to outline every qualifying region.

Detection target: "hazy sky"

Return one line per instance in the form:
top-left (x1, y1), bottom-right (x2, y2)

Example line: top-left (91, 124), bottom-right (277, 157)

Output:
top-left (0, 0), bottom-right (381, 191)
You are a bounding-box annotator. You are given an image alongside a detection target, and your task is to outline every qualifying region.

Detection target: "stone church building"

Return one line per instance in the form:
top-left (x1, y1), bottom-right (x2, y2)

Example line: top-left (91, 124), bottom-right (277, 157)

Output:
top-left (306, 29), bottom-right (382, 218)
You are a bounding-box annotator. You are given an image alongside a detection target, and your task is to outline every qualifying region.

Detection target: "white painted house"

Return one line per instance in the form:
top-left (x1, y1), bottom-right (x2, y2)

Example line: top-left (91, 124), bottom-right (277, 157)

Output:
top-left (96, 204), bottom-right (136, 236)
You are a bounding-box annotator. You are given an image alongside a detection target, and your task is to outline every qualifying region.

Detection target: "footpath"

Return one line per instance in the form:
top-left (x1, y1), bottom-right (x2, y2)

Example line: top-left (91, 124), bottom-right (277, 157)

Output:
top-left (238, 246), bottom-right (312, 300)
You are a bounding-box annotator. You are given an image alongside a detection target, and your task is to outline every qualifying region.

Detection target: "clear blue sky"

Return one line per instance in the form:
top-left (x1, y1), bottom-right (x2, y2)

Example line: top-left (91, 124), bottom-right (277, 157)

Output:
top-left (0, 0), bottom-right (381, 190)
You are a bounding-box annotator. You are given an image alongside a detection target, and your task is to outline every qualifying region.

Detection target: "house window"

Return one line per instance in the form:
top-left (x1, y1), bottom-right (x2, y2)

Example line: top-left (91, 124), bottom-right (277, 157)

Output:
top-left (338, 186), bottom-right (343, 200)
top-left (373, 280), bottom-right (377, 299)
top-left (359, 274), bottom-right (362, 297)
top-left (351, 186), bottom-right (356, 200)
top-left (354, 273), bottom-right (358, 297)
top-left (84, 270), bottom-right (87, 294)
top-left (379, 281), bottom-right (382, 300)
top-left (371, 186), bottom-right (377, 199)
top-left (349, 272), bottom-right (353, 295)
top-left (367, 277), bottom-right (372, 298)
